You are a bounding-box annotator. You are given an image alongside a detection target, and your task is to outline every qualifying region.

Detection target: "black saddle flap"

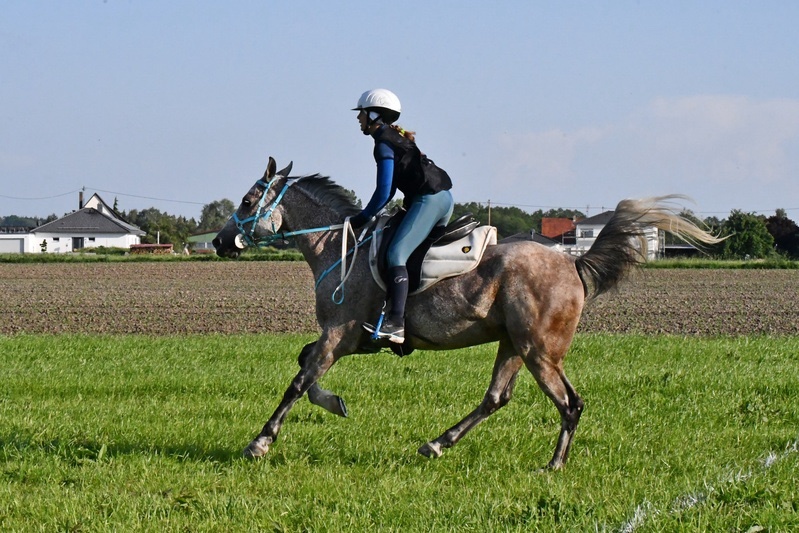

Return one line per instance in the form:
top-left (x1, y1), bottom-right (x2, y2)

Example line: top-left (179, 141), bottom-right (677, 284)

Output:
top-left (427, 213), bottom-right (479, 246)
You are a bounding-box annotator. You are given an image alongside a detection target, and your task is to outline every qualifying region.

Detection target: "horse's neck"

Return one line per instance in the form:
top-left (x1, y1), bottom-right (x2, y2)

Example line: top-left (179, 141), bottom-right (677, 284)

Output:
top-left (294, 230), bottom-right (345, 276)
top-left (284, 204), bottom-right (347, 276)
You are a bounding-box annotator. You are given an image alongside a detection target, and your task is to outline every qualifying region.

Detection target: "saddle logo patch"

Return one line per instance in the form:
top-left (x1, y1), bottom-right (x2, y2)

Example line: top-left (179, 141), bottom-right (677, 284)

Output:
top-left (461, 246), bottom-right (472, 254)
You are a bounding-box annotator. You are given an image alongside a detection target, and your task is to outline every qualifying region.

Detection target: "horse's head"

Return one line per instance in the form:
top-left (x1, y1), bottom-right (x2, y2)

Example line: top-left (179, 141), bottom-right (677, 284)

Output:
top-left (213, 156), bottom-right (293, 258)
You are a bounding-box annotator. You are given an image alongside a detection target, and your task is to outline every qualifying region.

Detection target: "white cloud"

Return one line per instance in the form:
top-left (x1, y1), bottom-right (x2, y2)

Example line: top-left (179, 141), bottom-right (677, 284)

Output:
top-left (631, 95), bottom-right (799, 184)
top-left (486, 95), bottom-right (799, 213)
top-left (493, 126), bottom-right (606, 182)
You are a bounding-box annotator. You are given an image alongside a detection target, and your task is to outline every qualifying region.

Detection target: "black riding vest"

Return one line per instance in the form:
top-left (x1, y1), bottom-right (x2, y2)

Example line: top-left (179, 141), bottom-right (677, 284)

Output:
top-left (373, 126), bottom-right (453, 198)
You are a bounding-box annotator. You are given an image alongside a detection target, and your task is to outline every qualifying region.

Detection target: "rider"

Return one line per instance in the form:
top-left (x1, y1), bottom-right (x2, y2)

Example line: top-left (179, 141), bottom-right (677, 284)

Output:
top-left (349, 88), bottom-right (454, 344)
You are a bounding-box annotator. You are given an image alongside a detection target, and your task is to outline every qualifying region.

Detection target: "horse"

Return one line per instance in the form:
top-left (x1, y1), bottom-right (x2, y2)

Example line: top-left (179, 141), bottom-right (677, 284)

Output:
top-left (213, 156), bottom-right (722, 469)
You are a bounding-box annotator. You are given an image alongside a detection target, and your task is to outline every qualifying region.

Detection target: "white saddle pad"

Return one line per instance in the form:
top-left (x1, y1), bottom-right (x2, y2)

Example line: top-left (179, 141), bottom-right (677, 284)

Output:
top-left (369, 215), bottom-right (497, 295)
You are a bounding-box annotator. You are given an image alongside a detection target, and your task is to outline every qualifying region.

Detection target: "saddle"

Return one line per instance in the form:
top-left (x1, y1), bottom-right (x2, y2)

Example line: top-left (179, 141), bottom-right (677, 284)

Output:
top-left (368, 210), bottom-right (497, 295)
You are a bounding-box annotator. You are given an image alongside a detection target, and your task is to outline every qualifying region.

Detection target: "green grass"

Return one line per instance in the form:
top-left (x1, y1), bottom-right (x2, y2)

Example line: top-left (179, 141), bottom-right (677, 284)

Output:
top-left (1, 334), bottom-right (798, 531)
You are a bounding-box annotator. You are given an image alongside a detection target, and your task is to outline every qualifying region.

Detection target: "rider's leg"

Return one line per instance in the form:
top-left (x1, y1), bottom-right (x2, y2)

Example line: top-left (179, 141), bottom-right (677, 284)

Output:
top-left (372, 190), bottom-right (453, 342)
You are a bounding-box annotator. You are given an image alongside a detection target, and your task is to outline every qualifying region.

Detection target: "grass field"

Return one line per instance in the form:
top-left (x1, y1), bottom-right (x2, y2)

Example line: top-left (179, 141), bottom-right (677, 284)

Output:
top-left (1, 334), bottom-right (797, 531)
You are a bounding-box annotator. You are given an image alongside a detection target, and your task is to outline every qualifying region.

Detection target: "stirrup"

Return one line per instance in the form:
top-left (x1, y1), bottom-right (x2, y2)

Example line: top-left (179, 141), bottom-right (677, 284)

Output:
top-left (362, 319), bottom-right (404, 344)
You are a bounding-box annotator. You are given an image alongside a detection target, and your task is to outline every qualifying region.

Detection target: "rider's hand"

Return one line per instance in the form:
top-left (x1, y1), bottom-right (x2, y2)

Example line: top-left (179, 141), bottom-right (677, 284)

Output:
top-left (349, 213), bottom-right (369, 229)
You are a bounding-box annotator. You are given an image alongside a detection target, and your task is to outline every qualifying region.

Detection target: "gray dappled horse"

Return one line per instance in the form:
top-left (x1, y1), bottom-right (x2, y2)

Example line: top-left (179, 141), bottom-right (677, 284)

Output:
top-left (213, 157), bottom-right (721, 469)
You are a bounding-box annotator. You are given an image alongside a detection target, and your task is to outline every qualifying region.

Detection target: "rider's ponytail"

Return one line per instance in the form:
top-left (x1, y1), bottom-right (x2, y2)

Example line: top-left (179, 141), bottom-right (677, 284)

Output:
top-left (391, 125), bottom-right (416, 143)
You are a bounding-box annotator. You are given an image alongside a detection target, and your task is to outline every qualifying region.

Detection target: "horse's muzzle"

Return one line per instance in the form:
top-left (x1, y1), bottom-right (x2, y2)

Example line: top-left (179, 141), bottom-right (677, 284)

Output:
top-left (212, 235), bottom-right (241, 259)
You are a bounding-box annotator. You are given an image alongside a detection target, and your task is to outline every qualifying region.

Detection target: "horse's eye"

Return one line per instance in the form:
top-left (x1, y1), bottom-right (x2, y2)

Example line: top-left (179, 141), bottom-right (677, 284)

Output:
top-left (242, 198), bottom-right (252, 207)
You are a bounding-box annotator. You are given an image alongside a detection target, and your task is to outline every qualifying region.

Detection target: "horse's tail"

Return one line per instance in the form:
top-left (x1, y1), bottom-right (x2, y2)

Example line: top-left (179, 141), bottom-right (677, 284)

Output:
top-left (575, 195), bottom-right (723, 300)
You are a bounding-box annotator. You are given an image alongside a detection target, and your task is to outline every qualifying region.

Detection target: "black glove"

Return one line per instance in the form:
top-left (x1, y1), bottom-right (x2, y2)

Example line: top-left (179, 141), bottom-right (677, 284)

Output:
top-left (350, 213), bottom-right (369, 229)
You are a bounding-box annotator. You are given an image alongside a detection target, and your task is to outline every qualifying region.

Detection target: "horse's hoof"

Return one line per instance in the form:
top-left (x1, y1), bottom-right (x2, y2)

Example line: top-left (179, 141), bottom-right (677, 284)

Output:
top-left (537, 461), bottom-right (563, 473)
top-left (335, 397), bottom-right (348, 418)
top-left (418, 442), bottom-right (443, 458)
top-left (243, 437), bottom-right (270, 459)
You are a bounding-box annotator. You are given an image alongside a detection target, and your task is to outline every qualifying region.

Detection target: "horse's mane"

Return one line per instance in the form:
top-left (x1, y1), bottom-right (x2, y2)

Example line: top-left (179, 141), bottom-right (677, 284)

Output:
top-left (292, 174), bottom-right (361, 217)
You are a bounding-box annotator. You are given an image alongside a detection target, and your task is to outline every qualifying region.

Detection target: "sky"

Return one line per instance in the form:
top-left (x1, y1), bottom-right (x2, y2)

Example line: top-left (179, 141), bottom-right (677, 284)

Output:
top-left (2, 1), bottom-right (799, 222)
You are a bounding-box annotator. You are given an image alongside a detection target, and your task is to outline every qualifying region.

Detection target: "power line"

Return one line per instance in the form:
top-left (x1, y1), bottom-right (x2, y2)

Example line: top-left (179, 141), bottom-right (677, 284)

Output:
top-left (87, 187), bottom-right (207, 206)
top-left (0, 189), bottom-right (82, 201)
top-left (0, 187), bottom-right (207, 206)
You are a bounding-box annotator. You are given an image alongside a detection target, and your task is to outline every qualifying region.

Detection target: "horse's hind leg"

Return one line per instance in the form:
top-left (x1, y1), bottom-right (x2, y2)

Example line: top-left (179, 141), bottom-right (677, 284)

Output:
top-left (527, 359), bottom-right (584, 470)
top-left (419, 339), bottom-right (523, 458)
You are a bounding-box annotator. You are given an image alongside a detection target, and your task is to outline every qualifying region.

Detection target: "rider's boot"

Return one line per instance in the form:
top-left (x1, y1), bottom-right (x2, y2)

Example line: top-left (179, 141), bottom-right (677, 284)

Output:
top-left (363, 265), bottom-right (408, 344)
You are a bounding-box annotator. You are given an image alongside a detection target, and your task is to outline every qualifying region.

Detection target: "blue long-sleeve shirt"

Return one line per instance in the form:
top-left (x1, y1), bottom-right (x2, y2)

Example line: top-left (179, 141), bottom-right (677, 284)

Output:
top-left (351, 137), bottom-right (396, 227)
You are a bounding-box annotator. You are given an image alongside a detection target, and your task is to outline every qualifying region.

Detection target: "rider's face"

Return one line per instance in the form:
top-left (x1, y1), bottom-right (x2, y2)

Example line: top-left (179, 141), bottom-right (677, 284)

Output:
top-left (357, 110), bottom-right (369, 133)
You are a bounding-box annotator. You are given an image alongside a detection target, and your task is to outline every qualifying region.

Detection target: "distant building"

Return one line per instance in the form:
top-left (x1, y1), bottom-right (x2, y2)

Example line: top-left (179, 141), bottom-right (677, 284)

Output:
top-left (187, 230), bottom-right (219, 253)
top-left (502, 211), bottom-right (664, 259)
top-left (570, 210), bottom-right (661, 259)
top-left (541, 217), bottom-right (578, 246)
top-left (0, 192), bottom-right (145, 253)
top-left (541, 217), bottom-right (576, 239)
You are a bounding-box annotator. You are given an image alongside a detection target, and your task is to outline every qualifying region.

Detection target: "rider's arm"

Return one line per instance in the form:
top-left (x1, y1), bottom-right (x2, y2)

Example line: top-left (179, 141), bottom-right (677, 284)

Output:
top-left (351, 141), bottom-right (396, 227)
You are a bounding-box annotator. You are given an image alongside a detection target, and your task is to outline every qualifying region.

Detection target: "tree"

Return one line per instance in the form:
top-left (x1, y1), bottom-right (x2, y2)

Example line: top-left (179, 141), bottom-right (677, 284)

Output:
top-left (542, 208), bottom-right (585, 221)
top-left (342, 188), bottom-right (363, 210)
top-left (126, 208), bottom-right (197, 245)
top-left (449, 202), bottom-right (539, 240)
top-left (766, 209), bottom-right (799, 259)
top-left (198, 199), bottom-right (235, 231)
top-left (720, 210), bottom-right (774, 259)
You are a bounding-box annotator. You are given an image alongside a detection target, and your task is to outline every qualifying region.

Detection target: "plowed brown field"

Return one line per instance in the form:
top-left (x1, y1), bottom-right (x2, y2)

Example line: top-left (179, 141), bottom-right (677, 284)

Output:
top-left (1, 262), bottom-right (796, 336)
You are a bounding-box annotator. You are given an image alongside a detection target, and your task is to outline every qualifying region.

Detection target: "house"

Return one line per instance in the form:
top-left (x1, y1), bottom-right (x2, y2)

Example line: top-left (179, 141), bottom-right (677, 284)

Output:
top-left (187, 230), bottom-right (219, 253)
top-left (568, 210), bottom-right (662, 259)
top-left (2, 192), bottom-right (146, 253)
top-left (541, 217), bottom-right (576, 240)
top-left (541, 217), bottom-right (577, 246)
top-left (0, 225), bottom-right (35, 253)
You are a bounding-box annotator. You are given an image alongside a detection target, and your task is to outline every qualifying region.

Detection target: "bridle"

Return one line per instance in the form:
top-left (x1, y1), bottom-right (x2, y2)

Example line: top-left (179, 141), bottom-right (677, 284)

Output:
top-left (230, 176), bottom-right (371, 303)
top-left (232, 178), bottom-right (302, 248)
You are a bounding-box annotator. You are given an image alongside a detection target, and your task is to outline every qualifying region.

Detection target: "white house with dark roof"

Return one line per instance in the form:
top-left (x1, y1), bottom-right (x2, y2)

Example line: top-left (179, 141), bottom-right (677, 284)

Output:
top-left (9, 193), bottom-right (145, 253)
top-left (567, 210), bottom-right (662, 259)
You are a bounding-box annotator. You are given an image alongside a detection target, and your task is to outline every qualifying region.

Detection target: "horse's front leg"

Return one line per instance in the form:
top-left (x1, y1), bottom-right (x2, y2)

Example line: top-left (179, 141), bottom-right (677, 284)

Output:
top-left (299, 341), bottom-right (348, 418)
top-left (244, 335), bottom-right (343, 459)
top-left (308, 384), bottom-right (348, 417)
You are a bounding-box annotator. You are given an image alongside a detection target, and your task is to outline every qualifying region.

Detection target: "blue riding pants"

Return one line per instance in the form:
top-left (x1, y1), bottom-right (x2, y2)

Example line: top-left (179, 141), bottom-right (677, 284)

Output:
top-left (387, 189), bottom-right (454, 267)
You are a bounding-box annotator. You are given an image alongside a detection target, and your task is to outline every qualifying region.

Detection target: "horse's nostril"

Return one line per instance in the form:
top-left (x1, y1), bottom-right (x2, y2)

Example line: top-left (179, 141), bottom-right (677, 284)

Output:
top-left (212, 237), bottom-right (221, 249)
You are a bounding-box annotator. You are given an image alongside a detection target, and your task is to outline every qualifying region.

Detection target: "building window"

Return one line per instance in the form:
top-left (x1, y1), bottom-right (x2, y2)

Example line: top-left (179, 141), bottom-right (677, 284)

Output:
top-left (89, 237), bottom-right (95, 242)
top-left (53, 237), bottom-right (60, 242)
top-left (581, 230), bottom-right (594, 238)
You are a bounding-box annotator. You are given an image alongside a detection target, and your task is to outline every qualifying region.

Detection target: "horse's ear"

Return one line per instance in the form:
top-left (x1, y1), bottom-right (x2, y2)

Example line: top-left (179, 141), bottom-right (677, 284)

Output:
top-left (277, 161), bottom-right (293, 178)
top-left (264, 157), bottom-right (277, 181)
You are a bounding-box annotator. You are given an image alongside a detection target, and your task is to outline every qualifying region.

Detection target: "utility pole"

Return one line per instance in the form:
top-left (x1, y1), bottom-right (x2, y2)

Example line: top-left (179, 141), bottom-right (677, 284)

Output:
top-left (487, 199), bottom-right (491, 226)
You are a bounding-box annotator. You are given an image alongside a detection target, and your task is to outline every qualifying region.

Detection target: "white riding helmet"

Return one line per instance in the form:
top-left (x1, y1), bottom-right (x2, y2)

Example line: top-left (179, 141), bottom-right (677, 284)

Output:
top-left (352, 88), bottom-right (401, 124)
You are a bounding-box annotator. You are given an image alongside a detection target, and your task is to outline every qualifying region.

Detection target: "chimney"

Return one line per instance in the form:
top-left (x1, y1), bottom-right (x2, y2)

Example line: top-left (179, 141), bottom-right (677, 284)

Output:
top-left (79, 190), bottom-right (84, 210)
